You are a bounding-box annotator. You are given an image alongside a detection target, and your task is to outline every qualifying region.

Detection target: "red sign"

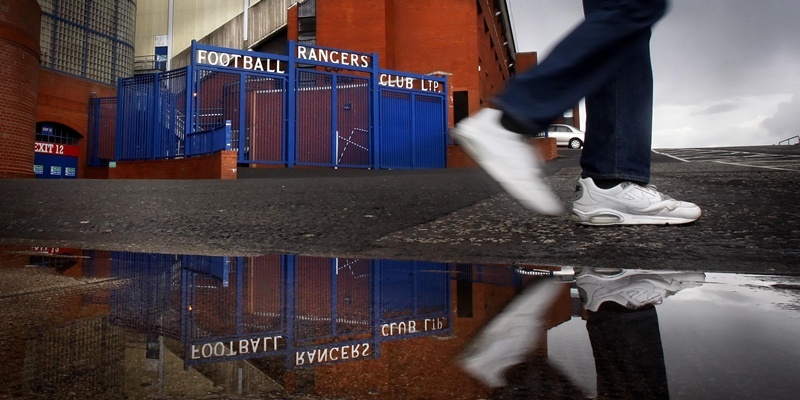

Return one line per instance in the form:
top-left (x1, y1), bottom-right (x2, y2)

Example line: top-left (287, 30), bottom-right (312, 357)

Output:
top-left (34, 142), bottom-right (80, 157)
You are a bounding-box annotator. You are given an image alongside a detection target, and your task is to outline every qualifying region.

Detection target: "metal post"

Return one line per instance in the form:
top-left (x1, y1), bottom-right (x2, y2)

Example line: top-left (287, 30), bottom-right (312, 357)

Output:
top-left (243, 0), bottom-right (249, 48)
top-left (167, 0), bottom-right (174, 70)
top-left (287, 41), bottom-right (297, 167)
top-left (371, 52), bottom-right (380, 169)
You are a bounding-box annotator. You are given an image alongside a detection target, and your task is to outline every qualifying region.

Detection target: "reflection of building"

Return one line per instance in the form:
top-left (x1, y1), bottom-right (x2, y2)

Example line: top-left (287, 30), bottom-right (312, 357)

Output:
top-left (6, 248), bottom-right (568, 398)
top-left (106, 251), bottom-right (564, 397)
top-left (23, 317), bottom-right (125, 398)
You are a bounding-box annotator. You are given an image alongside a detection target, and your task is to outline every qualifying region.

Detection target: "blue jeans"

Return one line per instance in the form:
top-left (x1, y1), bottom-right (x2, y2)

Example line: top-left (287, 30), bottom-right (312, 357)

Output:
top-left (493, 0), bottom-right (668, 184)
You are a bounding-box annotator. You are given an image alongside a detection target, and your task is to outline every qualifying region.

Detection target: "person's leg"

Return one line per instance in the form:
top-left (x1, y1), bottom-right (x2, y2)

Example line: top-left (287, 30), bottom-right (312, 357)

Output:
top-left (587, 305), bottom-right (670, 400)
top-left (493, 0), bottom-right (668, 133)
top-left (580, 24), bottom-right (654, 184)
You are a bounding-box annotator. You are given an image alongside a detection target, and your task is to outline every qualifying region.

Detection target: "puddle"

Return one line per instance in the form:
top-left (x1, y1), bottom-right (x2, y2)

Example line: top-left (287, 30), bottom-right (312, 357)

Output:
top-left (0, 247), bottom-right (798, 399)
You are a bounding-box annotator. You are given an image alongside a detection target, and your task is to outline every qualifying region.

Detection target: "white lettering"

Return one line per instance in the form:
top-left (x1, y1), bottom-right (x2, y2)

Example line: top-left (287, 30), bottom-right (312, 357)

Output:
top-left (254, 57), bottom-right (263, 71)
top-left (207, 51), bottom-right (219, 65)
top-left (297, 45), bottom-right (308, 60)
top-left (191, 345), bottom-right (201, 359)
top-left (197, 50), bottom-right (208, 64)
top-left (214, 342), bottom-right (229, 356)
top-left (329, 347), bottom-right (339, 361)
top-left (230, 54), bottom-right (242, 67)
top-left (243, 55), bottom-right (253, 70)
top-left (192, 335), bottom-right (282, 360)
top-left (294, 343), bottom-right (371, 365)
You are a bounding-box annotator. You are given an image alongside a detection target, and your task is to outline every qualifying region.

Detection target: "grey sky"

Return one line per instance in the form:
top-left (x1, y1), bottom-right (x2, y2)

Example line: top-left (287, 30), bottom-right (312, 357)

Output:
top-left (507, 0), bottom-right (800, 148)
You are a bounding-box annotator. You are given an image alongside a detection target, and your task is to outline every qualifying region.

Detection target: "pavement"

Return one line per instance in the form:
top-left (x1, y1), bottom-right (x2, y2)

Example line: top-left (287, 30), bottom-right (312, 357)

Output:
top-left (1, 145), bottom-right (799, 274)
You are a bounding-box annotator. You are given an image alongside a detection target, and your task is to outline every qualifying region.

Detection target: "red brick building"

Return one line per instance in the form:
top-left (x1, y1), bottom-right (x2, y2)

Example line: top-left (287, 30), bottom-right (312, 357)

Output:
top-left (0, 0), bottom-right (134, 179)
top-left (284, 0), bottom-right (518, 127)
top-left (1, 0), bottom-right (567, 179)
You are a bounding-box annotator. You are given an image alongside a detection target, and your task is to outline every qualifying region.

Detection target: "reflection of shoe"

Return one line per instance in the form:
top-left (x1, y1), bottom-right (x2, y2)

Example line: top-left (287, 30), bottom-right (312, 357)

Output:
top-left (453, 108), bottom-right (563, 215)
top-left (458, 280), bottom-right (562, 387)
top-left (575, 268), bottom-right (705, 312)
top-left (571, 177), bottom-right (701, 225)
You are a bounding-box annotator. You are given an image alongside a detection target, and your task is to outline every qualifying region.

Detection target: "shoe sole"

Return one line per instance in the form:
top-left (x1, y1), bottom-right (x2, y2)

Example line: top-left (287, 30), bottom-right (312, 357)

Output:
top-left (570, 208), bottom-right (699, 226)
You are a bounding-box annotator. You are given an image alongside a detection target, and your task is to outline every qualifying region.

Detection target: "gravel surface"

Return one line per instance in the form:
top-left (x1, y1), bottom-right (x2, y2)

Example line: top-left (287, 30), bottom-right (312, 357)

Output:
top-left (1, 147), bottom-right (798, 274)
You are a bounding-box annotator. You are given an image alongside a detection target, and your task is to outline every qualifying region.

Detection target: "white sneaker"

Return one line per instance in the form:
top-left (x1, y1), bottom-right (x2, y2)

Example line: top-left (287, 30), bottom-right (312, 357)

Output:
top-left (574, 268), bottom-right (706, 312)
top-left (571, 177), bottom-right (701, 225)
top-left (453, 108), bottom-right (563, 215)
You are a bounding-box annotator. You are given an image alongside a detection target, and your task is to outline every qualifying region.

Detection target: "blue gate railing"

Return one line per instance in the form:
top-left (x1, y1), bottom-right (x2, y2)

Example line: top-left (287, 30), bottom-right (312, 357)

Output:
top-left (90, 41), bottom-right (448, 170)
top-left (185, 120), bottom-right (232, 156)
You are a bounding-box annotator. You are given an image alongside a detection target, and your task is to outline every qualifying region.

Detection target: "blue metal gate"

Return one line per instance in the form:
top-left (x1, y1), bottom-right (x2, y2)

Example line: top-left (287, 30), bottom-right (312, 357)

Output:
top-left (102, 41), bottom-right (448, 169)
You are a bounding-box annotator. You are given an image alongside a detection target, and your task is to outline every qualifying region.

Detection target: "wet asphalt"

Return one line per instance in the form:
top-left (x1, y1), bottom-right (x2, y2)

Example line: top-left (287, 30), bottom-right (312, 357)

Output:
top-left (0, 145), bottom-right (798, 274)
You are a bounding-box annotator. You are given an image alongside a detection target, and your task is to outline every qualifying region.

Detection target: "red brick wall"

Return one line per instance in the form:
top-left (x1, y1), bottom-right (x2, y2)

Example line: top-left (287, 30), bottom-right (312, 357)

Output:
top-left (37, 70), bottom-right (117, 178)
top-left (313, 0), bottom-right (513, 128)
top-left (316, 0), bottom-right (391, 65)
top-left (476, 0), bottom-right (513, 106)
top-left (107, 150), bottom-right (238, 179)
top-left (287, 2), bottom-right (299, 41)
top-left (0, 0), bottom-right (41, 178)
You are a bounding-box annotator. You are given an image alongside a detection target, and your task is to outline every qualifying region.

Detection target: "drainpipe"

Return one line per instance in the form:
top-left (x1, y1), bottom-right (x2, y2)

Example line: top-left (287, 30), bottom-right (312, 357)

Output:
top-left (167, 0), bottom-right (174, 70)
top-left (243, 0), bottom-right (249, 49)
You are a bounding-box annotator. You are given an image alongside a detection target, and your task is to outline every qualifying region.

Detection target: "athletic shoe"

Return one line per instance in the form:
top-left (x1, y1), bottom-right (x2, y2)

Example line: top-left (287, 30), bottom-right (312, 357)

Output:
top-left (453, 108), bottom-right (563, 215)
top-left (574, 267), bottom-right (705, 312)
top-left (571, 177), bottom-right (701, 225)
top-left (458, 279), bottom-right (563, 387)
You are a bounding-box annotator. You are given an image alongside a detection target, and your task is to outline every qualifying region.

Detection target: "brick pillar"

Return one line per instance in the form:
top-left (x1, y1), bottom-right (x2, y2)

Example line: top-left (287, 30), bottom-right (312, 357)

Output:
top-left (0, 0), bottom-right (41, 178)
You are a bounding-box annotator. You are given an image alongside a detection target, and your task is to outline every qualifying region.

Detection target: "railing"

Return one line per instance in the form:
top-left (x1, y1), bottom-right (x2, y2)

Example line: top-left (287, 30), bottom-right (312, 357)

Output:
top-left (778, 135), bottom-right (799, 145)
top-left (87, 97), bottom-right (118, 167)
top-left (185, 121), bottom-right (232, 157)
top-left (133, 55), bottom-right (167, 73)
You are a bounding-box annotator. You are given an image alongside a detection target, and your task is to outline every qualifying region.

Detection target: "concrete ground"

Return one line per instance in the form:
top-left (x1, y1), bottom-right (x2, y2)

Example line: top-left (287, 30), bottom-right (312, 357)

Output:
top-left (1, 145), bottom-right (798, 274)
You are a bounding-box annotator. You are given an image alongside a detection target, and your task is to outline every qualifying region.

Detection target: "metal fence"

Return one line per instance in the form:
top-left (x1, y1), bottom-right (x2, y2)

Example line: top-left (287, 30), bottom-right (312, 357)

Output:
top-left (90, 41), bottom-right (448, 170)
top-left (87, 97), bottom-right (117, 166)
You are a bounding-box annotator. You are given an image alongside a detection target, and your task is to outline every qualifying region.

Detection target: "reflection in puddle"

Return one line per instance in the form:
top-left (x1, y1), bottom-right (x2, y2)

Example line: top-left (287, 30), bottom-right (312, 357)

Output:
top-left (1, 247), bottom-right (799, 399)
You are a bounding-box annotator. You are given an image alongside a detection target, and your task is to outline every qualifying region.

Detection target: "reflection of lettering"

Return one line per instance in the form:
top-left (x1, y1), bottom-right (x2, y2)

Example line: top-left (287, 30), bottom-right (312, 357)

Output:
top-left (190, 335), bottom-right (283, 360)
top-left (295, 343), bottom-right (371, 366)
top-left (381, 317), bottom-right (448, 337)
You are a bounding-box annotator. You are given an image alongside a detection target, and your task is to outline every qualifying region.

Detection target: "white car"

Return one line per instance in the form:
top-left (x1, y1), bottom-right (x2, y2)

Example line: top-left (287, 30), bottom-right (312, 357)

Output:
top-left (546, 124), bottom-right (584, 149)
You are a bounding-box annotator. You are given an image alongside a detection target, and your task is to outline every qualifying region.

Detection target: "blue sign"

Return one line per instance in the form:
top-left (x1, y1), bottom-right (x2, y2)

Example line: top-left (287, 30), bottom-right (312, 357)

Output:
top-left (41, 124), bottom-right (54, 136)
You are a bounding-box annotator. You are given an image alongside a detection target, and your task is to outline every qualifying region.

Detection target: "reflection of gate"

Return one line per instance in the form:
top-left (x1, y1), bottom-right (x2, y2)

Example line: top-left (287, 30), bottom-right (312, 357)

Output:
top-left (105, 41), bottom-right (448, 170)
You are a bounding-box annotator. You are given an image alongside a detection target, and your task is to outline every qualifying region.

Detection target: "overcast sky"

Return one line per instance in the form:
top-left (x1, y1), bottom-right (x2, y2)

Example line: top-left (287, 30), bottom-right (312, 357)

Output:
top-left (507, 0), bottom-right (800, 148)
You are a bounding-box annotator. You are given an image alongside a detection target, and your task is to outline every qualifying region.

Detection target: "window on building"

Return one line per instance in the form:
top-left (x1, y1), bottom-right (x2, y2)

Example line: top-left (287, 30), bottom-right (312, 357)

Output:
top-left (298, 0), bottom-right (316, 45)
top-left (36, 123), bottom-right (82, 145)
